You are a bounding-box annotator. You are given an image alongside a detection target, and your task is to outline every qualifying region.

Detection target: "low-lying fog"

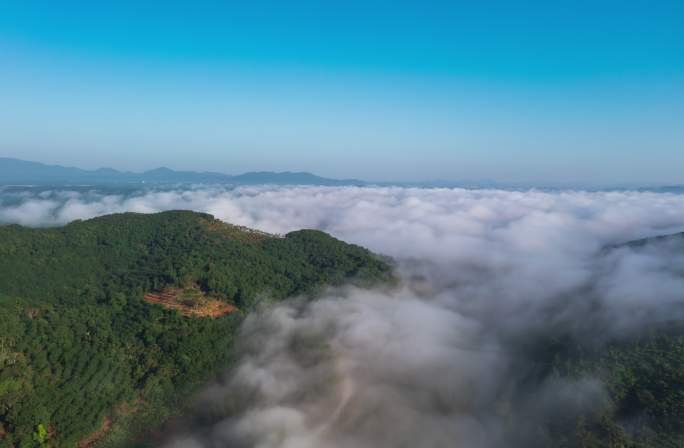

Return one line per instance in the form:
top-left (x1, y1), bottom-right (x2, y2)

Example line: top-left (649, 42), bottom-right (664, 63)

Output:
top-left (3, 186), bottom-right (684, 447)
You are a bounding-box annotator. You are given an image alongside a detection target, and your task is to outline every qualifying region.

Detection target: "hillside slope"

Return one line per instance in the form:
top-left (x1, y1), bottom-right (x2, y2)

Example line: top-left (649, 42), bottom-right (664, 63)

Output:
top-left (0, 211), bottom-right (392, 447)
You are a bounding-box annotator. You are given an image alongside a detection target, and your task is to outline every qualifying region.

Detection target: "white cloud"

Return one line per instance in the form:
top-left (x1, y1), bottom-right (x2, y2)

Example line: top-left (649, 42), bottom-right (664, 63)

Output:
top-left (2, 185), bottom-right (683, 447)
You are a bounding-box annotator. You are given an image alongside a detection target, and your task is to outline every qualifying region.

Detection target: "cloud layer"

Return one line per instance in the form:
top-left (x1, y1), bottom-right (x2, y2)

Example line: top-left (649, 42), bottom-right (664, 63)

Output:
top-left (2, 185), bottom-right (684, 447)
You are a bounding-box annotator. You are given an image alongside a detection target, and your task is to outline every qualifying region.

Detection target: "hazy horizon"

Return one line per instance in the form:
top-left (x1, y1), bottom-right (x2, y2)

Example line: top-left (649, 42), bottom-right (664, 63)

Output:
top-left (3, 155), bottom-right (684, 188)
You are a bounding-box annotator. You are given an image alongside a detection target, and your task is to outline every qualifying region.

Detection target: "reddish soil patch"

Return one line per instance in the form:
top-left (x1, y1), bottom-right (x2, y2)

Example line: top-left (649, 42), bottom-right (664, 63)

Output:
top-left (77, 416), bottom-right (111, 448)
top-left (144, 287), bottom-right (238, 318)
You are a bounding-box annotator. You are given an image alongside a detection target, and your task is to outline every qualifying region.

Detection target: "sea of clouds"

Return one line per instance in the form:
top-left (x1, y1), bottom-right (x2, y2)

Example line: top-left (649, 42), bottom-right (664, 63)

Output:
top-left (2, 185), bottom-right (684, 447)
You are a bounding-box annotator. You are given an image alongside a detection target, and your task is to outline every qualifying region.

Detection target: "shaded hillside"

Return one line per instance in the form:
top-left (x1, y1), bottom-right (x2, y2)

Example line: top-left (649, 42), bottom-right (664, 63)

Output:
top-left (547, 235), bottom-right (684, 447)
top-left (617, 231), bottom-right (684, 249)
top-left (0, 211), bottom-right (392, 447)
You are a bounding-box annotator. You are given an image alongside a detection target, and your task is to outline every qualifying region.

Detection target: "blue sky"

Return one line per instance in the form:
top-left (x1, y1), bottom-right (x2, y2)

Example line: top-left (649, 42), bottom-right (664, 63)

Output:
top-left (1, 0), bottom-right (683, 184)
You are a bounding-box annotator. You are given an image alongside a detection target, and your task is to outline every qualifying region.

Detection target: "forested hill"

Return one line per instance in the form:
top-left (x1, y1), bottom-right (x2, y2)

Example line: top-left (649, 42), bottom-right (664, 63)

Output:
top-left (0, 211), bottom-right (393, 447)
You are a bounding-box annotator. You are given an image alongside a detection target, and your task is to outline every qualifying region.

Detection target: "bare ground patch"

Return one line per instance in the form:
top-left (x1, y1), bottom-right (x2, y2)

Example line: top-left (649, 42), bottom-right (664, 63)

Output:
top-left (144, 285), bottom-right (238, 318)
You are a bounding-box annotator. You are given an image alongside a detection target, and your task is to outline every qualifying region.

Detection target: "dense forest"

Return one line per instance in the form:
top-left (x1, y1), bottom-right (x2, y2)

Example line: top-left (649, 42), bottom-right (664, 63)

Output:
top-left (553, 234), bottom-right (684, 447)
top-left (569, 332), bottom-right (684, 447)
top-left (513, 324), bottom-right (684, 448)
top-left (0, 211), bottom-right (393, 447)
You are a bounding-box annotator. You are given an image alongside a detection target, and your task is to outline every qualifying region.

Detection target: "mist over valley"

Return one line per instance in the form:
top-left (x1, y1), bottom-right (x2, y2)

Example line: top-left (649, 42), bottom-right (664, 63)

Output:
top-left (1, 185), bottom-right (682, 447)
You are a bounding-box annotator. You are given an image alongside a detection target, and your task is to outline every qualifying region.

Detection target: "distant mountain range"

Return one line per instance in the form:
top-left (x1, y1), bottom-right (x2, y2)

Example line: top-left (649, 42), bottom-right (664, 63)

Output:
top-left (0, 157), bottom-right (366, 186)
top-left (2, 157), bottom-right (683, 191)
